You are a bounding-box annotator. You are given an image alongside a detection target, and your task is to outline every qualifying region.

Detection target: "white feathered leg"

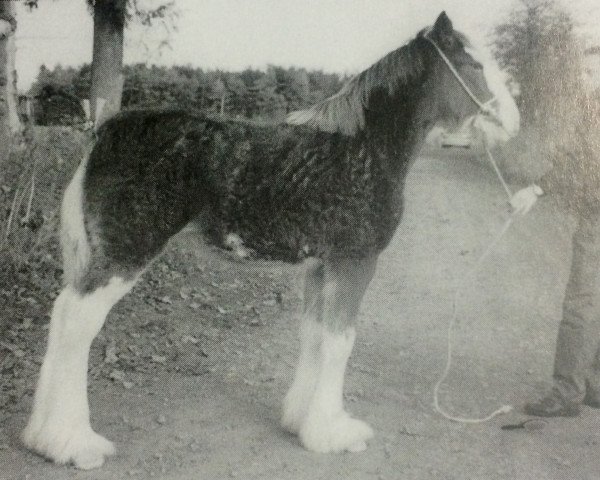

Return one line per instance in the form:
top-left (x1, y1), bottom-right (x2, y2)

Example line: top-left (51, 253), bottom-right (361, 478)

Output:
top-left (287, 257), bottom-right (377, 453)
top-left (282, 260), bottom-right (324, 433)
top-left (22, 278), bottom-right (133, 470)
top-left (299, 327), bottom-right (374, 453)
top-left (282, 316), bottom-right (323, 433)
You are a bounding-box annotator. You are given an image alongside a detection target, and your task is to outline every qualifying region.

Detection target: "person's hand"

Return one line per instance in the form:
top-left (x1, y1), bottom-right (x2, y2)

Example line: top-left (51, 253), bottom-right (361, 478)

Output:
top-left (510, 185), bottom-right (540, 215)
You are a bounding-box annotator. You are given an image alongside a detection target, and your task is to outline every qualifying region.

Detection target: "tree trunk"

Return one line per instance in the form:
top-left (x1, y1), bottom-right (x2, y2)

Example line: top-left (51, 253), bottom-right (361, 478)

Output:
top-left (90, 0), bottom-right (126, 128)
top-left (0, 2), bottom-right (20, 164)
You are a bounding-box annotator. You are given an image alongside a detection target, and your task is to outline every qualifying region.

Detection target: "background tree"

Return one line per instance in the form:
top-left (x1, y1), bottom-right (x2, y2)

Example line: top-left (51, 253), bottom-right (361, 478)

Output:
top-left (253, 66), bottom-right (287, 121)
top-left (88, 0), bottom-right (127, 125)
top-left (0, 1), bottom-right (21, 165)
top-left (223, 74), bottom-right (248, 117)
top-left (492, 0), bottom-right (582, 129)
top-left (28, 64), bottom-right (88, 125)
top-left (87, 0), bottom-right (177, 125)
top-left (29, 62), bottom-right (345, 123)
top-left (26, 0), bottom-right (177, 125)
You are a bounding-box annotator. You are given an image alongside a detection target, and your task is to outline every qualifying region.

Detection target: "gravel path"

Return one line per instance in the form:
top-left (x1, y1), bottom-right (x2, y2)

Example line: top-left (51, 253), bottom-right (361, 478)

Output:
top-left (3, 152), bottom-right (600, 480)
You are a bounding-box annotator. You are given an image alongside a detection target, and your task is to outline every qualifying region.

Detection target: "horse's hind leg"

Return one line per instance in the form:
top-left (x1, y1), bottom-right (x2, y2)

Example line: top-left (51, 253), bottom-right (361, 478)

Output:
top-left (287, 256), bottom-right (378, 453)
top-left (22, 278), bottom-right (135, 469)
top-left (22, 158), bottom-right (138, 469)
top-left (282, 258), bottom-right (325, 434)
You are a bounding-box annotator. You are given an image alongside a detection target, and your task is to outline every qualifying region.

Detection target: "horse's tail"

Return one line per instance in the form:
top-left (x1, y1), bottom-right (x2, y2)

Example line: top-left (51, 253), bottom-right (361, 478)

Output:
top-left (60, 147), bottom-right (92, 287)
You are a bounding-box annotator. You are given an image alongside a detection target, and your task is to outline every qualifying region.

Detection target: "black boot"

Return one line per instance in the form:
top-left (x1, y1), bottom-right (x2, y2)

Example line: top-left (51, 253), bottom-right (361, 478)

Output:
top-left (583, 390), bottom-right (600, 408)
top-left (524, 392), bottom-right (580, 417)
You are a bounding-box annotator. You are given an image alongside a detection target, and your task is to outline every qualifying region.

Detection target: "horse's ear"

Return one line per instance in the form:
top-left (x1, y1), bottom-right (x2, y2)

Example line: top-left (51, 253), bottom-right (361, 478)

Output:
top-left (431, 11), bottom-right (453, 44)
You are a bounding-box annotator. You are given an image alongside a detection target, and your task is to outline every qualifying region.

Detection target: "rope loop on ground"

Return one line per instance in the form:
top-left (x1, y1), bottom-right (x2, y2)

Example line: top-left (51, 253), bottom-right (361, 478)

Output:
top-left (433, 142), bottom-right (518, 423)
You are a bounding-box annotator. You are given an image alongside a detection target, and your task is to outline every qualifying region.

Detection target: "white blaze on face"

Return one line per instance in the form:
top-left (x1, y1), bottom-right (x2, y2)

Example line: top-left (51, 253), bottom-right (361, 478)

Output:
top-left (465, 44), bottom-right (520, 146)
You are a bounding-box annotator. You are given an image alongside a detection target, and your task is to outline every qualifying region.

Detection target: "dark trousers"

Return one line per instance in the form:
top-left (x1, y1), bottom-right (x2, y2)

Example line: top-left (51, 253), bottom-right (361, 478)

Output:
top-left (554, 213), bottom-right (600, 401)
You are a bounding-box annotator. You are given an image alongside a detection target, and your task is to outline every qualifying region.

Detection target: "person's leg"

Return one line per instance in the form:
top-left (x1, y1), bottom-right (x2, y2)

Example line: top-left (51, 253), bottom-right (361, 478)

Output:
top-left (554, 214), bottom-right (600, 399)
top-left (526, 213), bottom-right (600, 416)
top-left (584, 348), bottom-right (600, 408)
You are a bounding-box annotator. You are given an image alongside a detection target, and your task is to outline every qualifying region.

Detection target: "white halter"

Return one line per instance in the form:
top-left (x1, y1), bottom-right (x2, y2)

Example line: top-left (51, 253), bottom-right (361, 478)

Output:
top-left (424, 33), bottom-right (512, 197)
top-left (423, 33), bottom-right (498, 119)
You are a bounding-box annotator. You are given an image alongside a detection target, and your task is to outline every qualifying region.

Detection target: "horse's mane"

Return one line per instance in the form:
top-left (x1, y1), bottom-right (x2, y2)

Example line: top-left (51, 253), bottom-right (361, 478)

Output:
top-left (286, 30), bottom-right (428, 135)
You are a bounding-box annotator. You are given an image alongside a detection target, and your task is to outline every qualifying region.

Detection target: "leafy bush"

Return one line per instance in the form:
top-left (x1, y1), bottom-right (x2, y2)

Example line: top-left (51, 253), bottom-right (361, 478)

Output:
top-left (492, 0), bottom-right (583, 129)
top-left (0, 126), bottom-right (86, 299)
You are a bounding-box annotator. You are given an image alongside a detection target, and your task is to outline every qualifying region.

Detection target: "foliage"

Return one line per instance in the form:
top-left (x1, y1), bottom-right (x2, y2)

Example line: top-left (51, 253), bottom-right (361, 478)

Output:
top-left (26, 0), bottom-right (177, 27)
top-left (491, 0), bottom-right (583, 128)
top-left (29, 64), bottom-right (91, 100)
top-left (126, 0), bottom-right (178, 29)
top-left (0, 126), bottom-right (86, 297)
top-left (87, 0), bottom-right (128, 28)
top-left (28, 63), bottom-right (346, 124)
top-left (25, 0), bottom-right (178, 53)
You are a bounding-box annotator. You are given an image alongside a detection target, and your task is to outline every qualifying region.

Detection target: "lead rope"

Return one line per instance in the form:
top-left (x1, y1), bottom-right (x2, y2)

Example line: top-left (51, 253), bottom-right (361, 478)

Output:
top-left (423, 36), bottom-right (489, 112)
top-left (424, 33), bottom-right (517, 422)
top-left (432, 141), bottom-right (516, 423)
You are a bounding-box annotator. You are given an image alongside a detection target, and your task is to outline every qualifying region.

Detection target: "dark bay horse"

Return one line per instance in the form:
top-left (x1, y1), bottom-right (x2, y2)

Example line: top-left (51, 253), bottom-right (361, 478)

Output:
top-left (22, 12), bottom-right (519, 469)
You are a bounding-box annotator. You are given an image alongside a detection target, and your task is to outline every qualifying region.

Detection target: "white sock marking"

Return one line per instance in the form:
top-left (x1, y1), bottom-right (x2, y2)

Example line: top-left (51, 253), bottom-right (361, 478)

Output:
top-left (282, 316), bottom-right (323, 433)
top-left (60, 157), bottom-right (90, 286)
top-left (298, 328), bottom-right (374, 453)
top-left (312, 328), bottom-right (355, 417)
top-left (23, 278), bottom-right (133, 469)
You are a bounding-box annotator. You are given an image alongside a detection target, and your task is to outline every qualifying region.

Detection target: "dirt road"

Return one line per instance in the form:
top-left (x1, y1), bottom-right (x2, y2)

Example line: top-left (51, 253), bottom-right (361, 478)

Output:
top-left (3, 152), bottom-right (600, 480)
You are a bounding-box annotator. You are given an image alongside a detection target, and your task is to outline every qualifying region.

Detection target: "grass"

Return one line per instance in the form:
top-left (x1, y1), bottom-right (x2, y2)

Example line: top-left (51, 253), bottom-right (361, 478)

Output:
top-left (0, 126), bottom-right (87, 332)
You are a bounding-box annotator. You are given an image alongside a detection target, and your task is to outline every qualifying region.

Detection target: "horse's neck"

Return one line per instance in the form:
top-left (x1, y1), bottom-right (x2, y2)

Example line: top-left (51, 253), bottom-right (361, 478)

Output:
top-left (363, 100), bottom-right (425, 177)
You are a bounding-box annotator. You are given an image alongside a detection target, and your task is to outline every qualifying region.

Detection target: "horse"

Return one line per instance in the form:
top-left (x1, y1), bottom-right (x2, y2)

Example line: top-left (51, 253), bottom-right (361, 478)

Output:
top-left (22, 12), bottom-right (520, 470)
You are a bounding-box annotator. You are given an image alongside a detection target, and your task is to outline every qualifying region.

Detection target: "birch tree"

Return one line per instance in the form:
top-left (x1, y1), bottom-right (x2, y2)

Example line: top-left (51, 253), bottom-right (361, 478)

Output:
top-left (88, 0), bottom-right (127, 125)
top-left (0, 1), bottom-right (21, 164)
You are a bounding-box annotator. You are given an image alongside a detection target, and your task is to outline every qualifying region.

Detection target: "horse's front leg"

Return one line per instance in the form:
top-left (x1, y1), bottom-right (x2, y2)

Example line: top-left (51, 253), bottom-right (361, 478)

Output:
top-left (286, 255), bottom-right (378, 453)
top-left (282, 259), bottom-right (325, 434)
